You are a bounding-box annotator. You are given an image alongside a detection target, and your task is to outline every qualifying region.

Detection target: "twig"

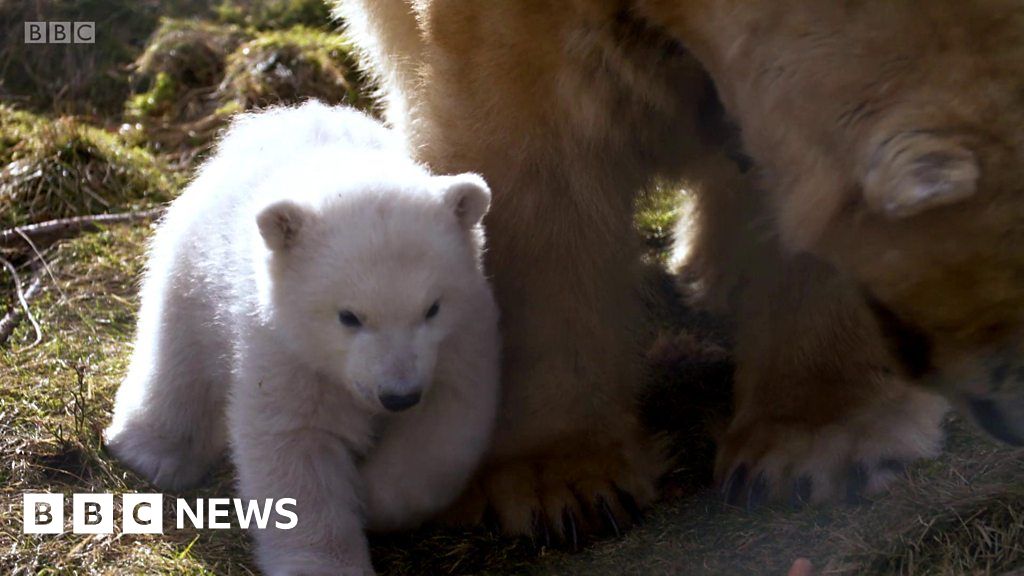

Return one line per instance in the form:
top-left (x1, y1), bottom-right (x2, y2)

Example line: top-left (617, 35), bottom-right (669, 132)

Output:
top-left (0, 257), bottom-right (44, 348)
top-left (15, 228), bottom-right (67, 304)
top-left (0, 208), bottom-right (164, 250)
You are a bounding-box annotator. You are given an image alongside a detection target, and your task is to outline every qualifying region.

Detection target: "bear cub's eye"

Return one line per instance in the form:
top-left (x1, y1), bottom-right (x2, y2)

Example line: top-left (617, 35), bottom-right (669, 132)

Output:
top-left (425, 301), bottom-right (440, 320)
top-left (339, 310), bottom-right (362, 328)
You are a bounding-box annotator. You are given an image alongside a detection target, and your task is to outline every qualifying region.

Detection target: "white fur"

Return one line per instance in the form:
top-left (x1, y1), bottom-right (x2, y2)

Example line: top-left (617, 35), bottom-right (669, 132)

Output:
top-left (105, 101), bottom-right (500, 576)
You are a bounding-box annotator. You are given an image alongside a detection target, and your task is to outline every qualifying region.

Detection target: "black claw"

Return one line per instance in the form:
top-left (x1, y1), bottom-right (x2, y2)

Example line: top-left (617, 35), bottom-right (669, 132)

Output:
top-left (791, 476), bottom-right (813, 508)
top-left (746, 472), bottom-right (768, 511)
top-left (598, 498), bottom-right (621, 538)
top-left (723, 464), bottom-right (749, 506)
top-left (614, 487), bottom-right (643, 524)
top-left (845, 463), bottom-right (870, 505)
top-left (562, 508), bottom-right (579, 551)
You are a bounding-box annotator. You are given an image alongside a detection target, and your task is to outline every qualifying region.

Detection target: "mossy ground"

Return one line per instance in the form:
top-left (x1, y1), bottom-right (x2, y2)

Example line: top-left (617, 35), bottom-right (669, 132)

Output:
top-left (0, 106), bottom-right (176, 230)
top-left (2, 2), bottom-right (1023, 575)
top-left (122, 18), bottom-right (372, 163)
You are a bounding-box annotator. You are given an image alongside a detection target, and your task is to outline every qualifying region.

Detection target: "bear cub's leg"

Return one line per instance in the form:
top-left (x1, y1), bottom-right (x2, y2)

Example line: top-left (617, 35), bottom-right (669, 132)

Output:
top-left (231, 355), bottom-right (373, 576)
top-left (105, 256), bottom-right (229, 490)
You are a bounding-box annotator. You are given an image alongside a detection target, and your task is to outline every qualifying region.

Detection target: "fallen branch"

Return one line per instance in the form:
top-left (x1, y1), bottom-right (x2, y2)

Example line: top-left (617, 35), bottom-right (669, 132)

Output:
top-left (0, 208), bottom-right (164, 250)
top-left (0, 258), bottom-right (44, 348)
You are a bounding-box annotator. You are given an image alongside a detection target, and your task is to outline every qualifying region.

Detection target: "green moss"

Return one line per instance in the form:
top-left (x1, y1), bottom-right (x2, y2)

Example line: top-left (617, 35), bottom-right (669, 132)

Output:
top-left (121, 19), bottom-right (252, 156)
top-left (126, 19), bottom-right (252, 123)
top-left (0, 108), bottom-right (176, 229)
top-left (125, 72), bottom-right (179, 119)
top-left (0, 105), bottom-right (45, 166)
top-left (219, 26), bottom-right (372, 111)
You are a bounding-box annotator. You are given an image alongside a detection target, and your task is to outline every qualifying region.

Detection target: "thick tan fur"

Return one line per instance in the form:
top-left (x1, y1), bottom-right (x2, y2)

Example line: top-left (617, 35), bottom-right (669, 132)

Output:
top-left (337, 0), bottom-right (1024, 530)
top-left (645, 0), bottom-right (1024, 447)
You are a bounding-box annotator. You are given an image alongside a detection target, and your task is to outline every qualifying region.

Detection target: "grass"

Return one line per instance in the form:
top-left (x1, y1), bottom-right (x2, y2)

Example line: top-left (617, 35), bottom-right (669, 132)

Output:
top-left (0, 225), bottom-right (258, 575)
top-left (0, 106), bottom-right (176, 230)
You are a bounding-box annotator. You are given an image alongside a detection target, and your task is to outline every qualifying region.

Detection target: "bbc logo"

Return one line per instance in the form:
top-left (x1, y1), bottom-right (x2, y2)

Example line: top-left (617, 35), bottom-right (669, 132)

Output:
top-left (23, 493), bottom-right (163, 535)
top-left (24, 22), bottom-right (95, 44)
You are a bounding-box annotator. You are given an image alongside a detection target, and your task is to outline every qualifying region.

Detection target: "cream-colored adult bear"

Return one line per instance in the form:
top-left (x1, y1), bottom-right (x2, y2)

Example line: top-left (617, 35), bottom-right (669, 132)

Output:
top-left (337, 0), bottom-right (1024, 539)
top-left (105, 101), bottom-right (500, 575)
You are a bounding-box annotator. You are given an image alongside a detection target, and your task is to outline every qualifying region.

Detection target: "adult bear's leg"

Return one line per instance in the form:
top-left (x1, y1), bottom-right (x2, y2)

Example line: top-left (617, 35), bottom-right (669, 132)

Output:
top-left (455, 163), bottom-right (667, 537)
top-left (680, 155), bottom-right (947, 506)
top-left (374, 0), bottom-right (712, 539)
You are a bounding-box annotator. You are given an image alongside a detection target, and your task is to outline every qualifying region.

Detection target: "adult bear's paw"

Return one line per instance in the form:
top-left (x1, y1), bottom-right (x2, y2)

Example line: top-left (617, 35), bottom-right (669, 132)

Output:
top-left (441, 435), bottom-right (667, 548)
top-left (715, 387), bottom-right (948, 508)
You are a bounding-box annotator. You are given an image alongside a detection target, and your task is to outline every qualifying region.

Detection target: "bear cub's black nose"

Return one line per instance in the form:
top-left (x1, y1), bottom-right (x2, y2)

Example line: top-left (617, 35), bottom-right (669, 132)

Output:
top-left (380, 391), bottom-right (422, 412)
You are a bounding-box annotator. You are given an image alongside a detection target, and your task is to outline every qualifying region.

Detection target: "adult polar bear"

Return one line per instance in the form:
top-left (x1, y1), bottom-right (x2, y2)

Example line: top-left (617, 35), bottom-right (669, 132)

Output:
top-left (337, 0), bottom-right (1024, 538)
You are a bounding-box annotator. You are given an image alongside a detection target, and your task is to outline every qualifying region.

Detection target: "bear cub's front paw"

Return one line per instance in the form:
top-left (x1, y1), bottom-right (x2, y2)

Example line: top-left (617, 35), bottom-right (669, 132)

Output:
top-left (104, 422), bottom-right (214, 490)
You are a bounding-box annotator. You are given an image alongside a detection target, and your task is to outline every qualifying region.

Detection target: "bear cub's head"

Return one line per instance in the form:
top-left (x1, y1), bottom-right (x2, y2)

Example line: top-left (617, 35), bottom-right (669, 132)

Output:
top-left (254, 156), bottom-right (492, 414)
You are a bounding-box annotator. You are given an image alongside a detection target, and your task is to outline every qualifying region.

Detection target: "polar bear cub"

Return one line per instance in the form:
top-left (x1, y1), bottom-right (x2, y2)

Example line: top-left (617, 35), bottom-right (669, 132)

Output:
top-left (105, 101), bottom-right (500, 575)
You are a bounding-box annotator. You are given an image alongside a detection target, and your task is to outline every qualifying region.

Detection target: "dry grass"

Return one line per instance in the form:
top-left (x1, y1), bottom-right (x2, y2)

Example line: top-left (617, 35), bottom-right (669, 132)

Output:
top-left (834, 434), bottom-right (1024, 575)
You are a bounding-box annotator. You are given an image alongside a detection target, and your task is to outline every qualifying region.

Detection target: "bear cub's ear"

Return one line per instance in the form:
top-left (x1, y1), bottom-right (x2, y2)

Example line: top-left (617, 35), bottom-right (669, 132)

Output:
top-left (257, 199), bottom-right (310, 251)
top-left (439, 173), bottom-right (491, 230)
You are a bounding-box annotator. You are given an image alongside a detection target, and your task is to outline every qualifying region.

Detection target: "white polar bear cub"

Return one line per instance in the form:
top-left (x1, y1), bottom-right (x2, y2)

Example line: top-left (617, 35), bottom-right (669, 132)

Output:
top-left (105, 101), bottom-right (500, 575)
